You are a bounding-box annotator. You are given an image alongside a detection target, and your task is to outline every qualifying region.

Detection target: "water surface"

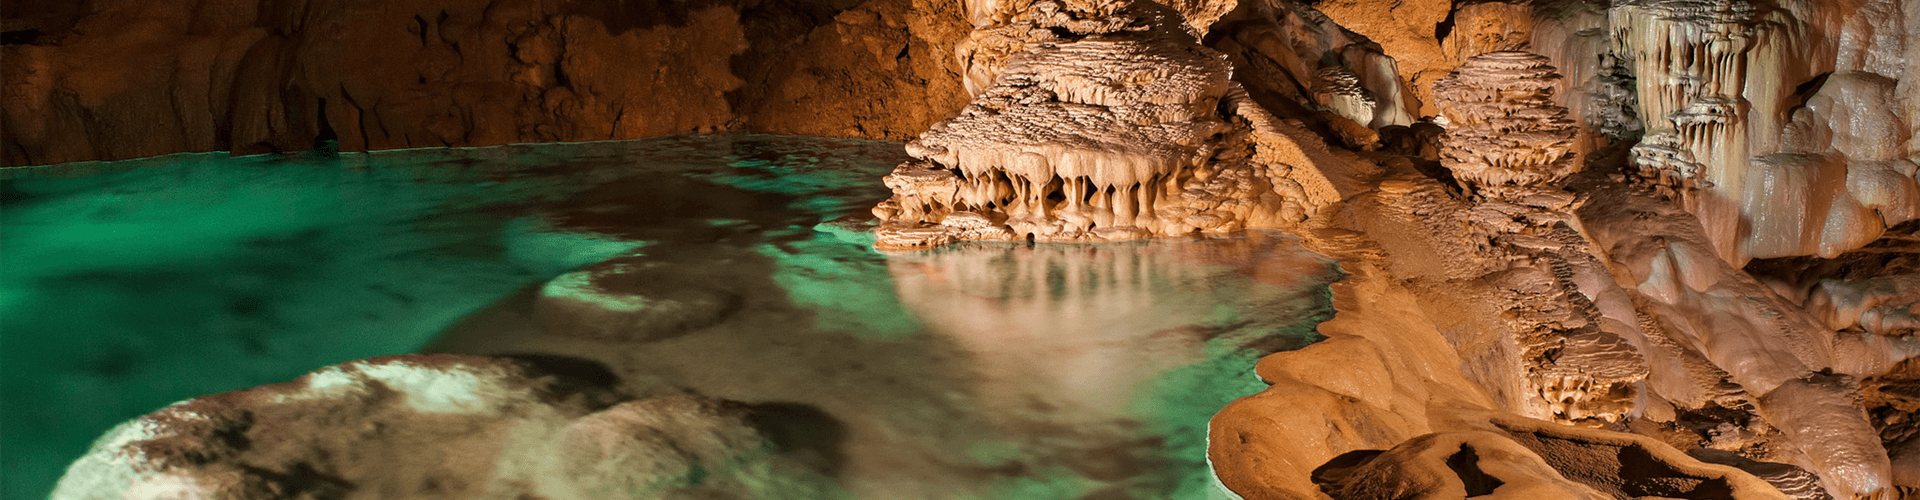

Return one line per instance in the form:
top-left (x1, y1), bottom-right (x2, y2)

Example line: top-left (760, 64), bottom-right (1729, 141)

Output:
top-left (1, 135), bottom-right (1338, 499)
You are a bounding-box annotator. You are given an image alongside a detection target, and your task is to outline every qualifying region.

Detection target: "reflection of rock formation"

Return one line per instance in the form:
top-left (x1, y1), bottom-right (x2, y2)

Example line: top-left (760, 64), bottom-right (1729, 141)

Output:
top-left (884, 232), bottom-right (1331, 424)
top-left (869, 0), bottom-right (1345, 250)
top-left (53, 355), bottom-right (801, 500)
top-left (535, 260), bottom-right (742, 342)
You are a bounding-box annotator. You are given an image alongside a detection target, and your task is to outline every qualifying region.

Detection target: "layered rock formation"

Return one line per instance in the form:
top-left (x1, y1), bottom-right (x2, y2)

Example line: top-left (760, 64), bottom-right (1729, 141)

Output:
top-left (844, 0), bottom-right (1919, 496)
top-left (28, 0), bottom-right (1920, 498)
top-left (867, 0), bottom-right (1343, 249)
top-left (1196, 3), bottom-right (1920, 497)
top-left (1431, 51), bottom-right (1578, 201)
top-left (864, 0), bottom-right (1920, 496)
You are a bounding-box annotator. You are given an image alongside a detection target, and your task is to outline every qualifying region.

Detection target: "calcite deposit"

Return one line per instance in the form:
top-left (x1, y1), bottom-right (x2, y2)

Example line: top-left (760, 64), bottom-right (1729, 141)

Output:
top-left (823, 0), bottom-right (1918, 497)
top-left (52, 355), bottom-right (808, 500)
top-left (30, 0), bottom-right (1920, 498)
top-left (1608, 0), bottom-right (1920, 265)
top-left (868, 0), bottom-right (1351, 249)
top-left (1432, 51), bottom-right (1579, 200)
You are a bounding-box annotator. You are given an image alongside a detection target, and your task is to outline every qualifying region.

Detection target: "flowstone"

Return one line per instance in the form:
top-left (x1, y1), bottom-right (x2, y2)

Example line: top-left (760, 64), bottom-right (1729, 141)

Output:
top-left (868, 0), bottom-right (1332, 250)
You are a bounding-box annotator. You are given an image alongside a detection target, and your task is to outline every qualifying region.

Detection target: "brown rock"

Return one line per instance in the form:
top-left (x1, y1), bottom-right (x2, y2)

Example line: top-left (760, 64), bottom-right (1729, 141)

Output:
top-left (1, 0), bottom-right (971, 166)
top-left (1310, 0), bottom-right (1451, 116)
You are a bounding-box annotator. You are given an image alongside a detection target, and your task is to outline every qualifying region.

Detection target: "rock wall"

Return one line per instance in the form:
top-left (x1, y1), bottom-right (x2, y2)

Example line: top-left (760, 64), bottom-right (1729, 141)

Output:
top-left (1, 0), bottom-right (971, 166)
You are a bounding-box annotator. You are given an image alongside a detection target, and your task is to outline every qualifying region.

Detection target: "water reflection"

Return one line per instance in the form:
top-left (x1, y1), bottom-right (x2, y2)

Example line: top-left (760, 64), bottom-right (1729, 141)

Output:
top-left (7, 134), bottom-right (1337, 500)
top-left (888, 233), bottom-right (1332, 428)
top-left (0, 134), bottom-right (904, 499)
top-left (882, 234), bottom-right (1336, 499)
top-left (434, 227), bottom-right (1336, 499)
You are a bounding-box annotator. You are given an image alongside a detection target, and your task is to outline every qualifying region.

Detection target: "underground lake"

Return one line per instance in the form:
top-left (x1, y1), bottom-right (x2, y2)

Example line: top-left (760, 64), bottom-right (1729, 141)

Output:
top-left (2, 134), bottom-right (1341, 499)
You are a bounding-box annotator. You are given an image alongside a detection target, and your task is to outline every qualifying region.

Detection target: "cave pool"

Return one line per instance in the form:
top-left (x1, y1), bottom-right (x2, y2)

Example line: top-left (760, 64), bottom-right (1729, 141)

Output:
top-left (1, 134), bottom-right (1340, 499)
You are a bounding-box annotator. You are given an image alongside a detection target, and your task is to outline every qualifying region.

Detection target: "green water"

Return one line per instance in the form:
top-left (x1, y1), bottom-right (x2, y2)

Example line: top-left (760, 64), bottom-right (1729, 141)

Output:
top-left (2, 135), bottom-right (1337, 499)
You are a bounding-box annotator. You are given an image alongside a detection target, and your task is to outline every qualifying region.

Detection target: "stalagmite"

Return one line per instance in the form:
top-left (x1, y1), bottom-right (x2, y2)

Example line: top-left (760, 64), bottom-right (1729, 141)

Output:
top-left (1432, 51), bottom-right (1580, 201)
top-left (35, 0), bottom-right (1920, 498)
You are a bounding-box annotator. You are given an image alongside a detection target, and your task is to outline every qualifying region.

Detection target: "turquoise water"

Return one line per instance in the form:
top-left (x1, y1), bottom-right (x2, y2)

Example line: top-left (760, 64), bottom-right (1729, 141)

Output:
top-left (2, 135), bottom-right (1337, 499)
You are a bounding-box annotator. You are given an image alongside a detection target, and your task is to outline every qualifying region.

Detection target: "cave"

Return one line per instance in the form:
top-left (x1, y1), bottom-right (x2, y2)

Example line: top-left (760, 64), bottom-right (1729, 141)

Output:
top-left (5, 0), bottom-right (1918, 499)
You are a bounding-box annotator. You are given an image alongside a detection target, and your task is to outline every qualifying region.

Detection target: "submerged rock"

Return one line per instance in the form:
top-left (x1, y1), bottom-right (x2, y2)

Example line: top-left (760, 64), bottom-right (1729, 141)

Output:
top-left (52, 354), bottom-right (808, 500)
top-left (535, 261), bottom-right (742, 342)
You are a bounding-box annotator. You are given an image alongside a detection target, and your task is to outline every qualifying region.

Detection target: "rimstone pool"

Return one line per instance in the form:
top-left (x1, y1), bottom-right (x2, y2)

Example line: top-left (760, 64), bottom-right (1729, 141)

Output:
top-left (2, 134), bottom-right (1339, 499)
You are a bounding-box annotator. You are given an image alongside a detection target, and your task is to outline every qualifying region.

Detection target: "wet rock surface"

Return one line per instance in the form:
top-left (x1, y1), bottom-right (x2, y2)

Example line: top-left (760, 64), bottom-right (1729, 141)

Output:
top-left (18, 0), bottom-right (1920, 498)
top-left (52, 354), bottom-right (806, 500)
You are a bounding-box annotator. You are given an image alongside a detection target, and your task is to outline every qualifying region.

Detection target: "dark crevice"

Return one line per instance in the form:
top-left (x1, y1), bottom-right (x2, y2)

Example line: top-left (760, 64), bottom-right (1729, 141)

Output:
top-left (1446, 444), bottom-right (1504, 497)
top-left (341, 83), bottom-right (372, 151)
top-left (1793, 72), bottom-right (1833, 97)
top-left (743, 402), bottom-right (847, 477)
top-left (1, 30), bottom-right (43, 45)
top-left (1780, 72), bottom-right (1834, 118)
top-left (313, 98), bottom-right (338, 152)
top-left (1436, 0), bottom-right (1460, 41)
top-left (610, 105), bottom-right (626, 139)
top-left (411, 14), bottom-right (430, 46)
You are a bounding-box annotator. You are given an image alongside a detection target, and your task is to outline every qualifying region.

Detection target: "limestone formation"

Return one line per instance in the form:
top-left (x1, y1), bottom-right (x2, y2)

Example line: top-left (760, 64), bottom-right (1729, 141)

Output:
top-left (868, 0), bottom-right (1337, 250)
top-left (1628, 128), bottom-right (1709, 201)
top-left (51, 355), bottom-right (803, 500)
top-left (1609, 0), bottom-right (1920, 265)
top-left (1576, 172), bottom-right (1920, 499)
top-left (1433, 51), bottom-right (1579, 201)
top-left (1305, 0), bottom-right (1452, 117)
top-left (1808, 274), bottom-right (1920, 338)
top-left (25, 0), bottom-right (1920, 498)
top-left (1208, 0), bottom-right (1422, 135)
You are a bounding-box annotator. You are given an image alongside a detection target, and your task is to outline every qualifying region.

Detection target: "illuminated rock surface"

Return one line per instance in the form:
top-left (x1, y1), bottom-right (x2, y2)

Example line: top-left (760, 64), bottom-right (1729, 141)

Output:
top-left (868, 0), bottom-right (1352, 248)
top-left (13, 0), bottom-right (1920, 498)
top-left (53, 355), bottom-right (797, 499)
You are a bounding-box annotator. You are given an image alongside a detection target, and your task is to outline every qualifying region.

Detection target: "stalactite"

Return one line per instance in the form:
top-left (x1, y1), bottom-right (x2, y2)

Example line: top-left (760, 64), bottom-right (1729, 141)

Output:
top-left (869, 0), bottom-right (1331, 250)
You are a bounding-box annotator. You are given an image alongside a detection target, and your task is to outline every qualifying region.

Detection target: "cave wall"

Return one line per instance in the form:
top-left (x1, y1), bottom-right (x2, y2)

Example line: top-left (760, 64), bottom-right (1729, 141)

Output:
top-left (0, 0), bottom-right (971, 166)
